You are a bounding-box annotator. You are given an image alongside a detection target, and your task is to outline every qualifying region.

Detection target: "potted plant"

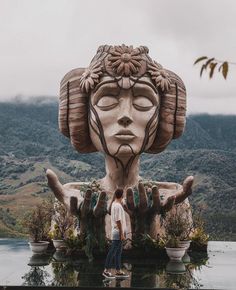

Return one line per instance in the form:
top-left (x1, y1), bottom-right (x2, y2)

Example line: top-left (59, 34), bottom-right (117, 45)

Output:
top-left (164, 203), bottom-right (193, 261)
top-left (177, 203), bottom-right (193, 252)
top-left (49, 201), bottom-right (75, 251)
top-left (21, 200), bottom-right (53, 254)
top-left (165, 236), bottom-right (186, 261)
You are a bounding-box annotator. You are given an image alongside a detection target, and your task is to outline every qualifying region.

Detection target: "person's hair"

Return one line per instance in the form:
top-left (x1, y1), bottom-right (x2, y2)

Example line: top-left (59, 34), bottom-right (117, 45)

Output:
top-left (114, 188), bottom-right (124, 199)
top-left (59, 45), bottom-right (186, 154)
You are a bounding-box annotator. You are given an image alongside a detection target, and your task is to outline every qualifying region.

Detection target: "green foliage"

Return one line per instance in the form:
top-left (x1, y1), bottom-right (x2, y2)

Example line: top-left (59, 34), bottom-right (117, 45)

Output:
top-left (166, 236), bottom-right (180, 248)
top-left (191, 205), bottom-right (209, 246)
top-left (49, 201), bottom-right (75, 240)
top-left (65, 234), bottom-right (83, 254)
top-left (20, 199), bottom-right (53, 242)
top-left (0, 207), bottom-right (16, 227)
top-left (132, 234), bottom-right (166, 251)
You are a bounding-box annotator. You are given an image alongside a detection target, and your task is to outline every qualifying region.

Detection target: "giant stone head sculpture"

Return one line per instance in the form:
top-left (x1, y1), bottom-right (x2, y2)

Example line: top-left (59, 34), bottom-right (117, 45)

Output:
top-left (46, 45), bottom-right (193, 245)
top-left (59, 45), bottom-right (186, 162)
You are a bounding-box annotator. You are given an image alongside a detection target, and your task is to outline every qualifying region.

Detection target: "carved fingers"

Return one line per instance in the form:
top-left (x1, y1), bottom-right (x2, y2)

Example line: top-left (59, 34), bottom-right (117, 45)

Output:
top-left (125, 187), bottom-right (135, 216)
top-left (151, 186), bottom-right (161, 213)
top-left (162, 195), bottom-right (176, 212)
top-left (80, 189), bottom-right (92, 218)
top-left (70, 196), bottom-right (78, 215)
top-left (93, 191), bottom-right (107, 217)
top-left (46, 169), bottom-right (65, 203)
top-left (138, 183), bottom-right (148, 212)
top-left (175, 176), bottom-right (194, 204)
top-left (126, 188), bottom-right (135, 210)
top-left (125, 182), bottom-right (184, 216)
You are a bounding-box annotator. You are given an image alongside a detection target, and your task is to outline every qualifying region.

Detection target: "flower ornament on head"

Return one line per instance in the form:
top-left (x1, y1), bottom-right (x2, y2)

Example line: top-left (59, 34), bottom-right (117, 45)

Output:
top-left (148, 61), bottom-right (171, 91)
top-left (108, 45), bottom-right (142, 76)
top-left (79, 61), bottom-right (103, 93)
top-left (79, 44), bottom-right (172, 93)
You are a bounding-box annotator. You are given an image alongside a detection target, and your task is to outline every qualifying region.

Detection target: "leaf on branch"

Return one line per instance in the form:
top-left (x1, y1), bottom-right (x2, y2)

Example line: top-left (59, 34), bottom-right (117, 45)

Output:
top-left (209, 62), bottom-right (217, 79)
top-left (204, 58), bottom-right (215, 69)
top-left (200, 64), bottom-right (206, 77)
top-left (194, 56), bottom-right (208, 65)
top-left (222, 62), bottom-right (228, 79)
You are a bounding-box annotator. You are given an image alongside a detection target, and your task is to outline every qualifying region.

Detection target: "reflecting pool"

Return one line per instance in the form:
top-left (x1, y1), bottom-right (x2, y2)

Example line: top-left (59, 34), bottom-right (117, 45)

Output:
top-left (0, 239), bottom-right (236, 289)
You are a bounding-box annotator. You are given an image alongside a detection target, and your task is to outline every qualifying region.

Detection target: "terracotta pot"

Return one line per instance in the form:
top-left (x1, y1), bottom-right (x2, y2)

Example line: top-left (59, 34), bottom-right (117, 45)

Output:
top-left (53, 239), bottom-right (66, 251)
top-left (165, 247), bottom-right (186, 261)
top-left (29, 241), bottom-right (49, 254)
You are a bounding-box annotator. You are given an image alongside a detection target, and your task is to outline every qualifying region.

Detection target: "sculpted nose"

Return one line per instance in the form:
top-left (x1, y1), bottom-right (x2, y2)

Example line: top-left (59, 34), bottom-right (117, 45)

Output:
top-left (118, 115), bottom-right (133, 127)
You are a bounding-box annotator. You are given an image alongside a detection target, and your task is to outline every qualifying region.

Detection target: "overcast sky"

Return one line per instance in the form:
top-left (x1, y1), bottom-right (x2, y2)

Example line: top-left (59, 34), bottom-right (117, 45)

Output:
top-left (0, 0), bottom-right (236, 114)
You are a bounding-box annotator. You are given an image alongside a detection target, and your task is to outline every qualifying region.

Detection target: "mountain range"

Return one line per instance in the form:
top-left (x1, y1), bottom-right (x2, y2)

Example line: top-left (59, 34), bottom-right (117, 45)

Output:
top-left (0, 98), bottom-right (236, 240)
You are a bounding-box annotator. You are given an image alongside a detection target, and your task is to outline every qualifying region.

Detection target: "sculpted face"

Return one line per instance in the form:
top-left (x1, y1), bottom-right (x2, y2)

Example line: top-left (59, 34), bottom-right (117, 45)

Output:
top-left (89, 76), bottom-right (160, 160)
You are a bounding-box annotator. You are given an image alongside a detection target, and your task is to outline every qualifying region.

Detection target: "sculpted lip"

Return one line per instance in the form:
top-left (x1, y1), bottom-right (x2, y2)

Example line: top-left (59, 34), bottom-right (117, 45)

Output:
top-left (115, 130), bottom-right (135, 141)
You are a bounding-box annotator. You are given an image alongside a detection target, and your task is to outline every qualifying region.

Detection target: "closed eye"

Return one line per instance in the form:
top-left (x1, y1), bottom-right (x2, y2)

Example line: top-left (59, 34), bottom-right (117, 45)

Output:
top-left (133, 96), bottom-right (153, 111)
top-left (96, 96), bottom-right (119, 110)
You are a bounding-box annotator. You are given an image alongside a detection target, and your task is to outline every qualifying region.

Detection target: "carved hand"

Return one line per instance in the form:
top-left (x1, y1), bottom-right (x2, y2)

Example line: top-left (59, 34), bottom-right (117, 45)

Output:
top-left (125, 176), bottom-right (194, 238)
top-left (46, 169), bottom-right (107, 241)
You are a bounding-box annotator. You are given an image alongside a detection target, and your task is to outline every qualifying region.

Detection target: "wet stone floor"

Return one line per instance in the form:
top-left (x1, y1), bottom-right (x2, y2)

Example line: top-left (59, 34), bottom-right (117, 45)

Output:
top-left (0, 239), bottom-right (236, 289)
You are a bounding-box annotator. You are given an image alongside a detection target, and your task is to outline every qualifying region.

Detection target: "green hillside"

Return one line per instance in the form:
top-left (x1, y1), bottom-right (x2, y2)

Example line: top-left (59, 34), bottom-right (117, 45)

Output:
top-left (0, 99), bottom-right (236, 240)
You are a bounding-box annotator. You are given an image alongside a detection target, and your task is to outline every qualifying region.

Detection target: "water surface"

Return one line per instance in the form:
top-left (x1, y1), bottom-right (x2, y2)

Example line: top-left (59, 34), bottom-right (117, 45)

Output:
top-left (0, 239), bottom-right (235, 289)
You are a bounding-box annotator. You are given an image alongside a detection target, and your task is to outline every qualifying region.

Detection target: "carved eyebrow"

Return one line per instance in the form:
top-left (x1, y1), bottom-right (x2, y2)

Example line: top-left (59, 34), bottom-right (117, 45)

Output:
top-left (132, 84), bottom-right (157, 95)
top-left (91, 83), bottom-right (120, 105)
top-left (93, 81), bottom-right (119, 94)
top-left (132, 84), bottom-right (159, 105)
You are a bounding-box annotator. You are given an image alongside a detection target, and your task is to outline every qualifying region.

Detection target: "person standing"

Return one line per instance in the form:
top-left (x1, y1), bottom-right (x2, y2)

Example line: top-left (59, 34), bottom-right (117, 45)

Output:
top-left (103, 188), bottom-right (129, 279)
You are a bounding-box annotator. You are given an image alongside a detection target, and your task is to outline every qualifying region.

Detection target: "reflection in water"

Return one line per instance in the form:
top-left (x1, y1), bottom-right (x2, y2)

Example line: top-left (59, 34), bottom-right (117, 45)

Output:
top-left (166, 261), bottom-right (186, 274)
top-left (22, 267), bottom-right (50, 286)
top-left (51, 261), bottom-right (78, 287)
top-left (182, 252), bottom-right (191, 264)
top-left (22, 254), bottom-right (52, 286)
top-left (28, 254), bottom-right (51, 267)
top-left (21, 252), bottom-right (208, 288)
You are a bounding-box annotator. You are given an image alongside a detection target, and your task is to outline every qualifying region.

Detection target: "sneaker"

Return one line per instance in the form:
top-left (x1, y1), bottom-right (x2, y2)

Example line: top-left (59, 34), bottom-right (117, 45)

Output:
top-left (102, 271), bottom-right (115, 279)
top-left (115, 271), bottom-right (129, 279)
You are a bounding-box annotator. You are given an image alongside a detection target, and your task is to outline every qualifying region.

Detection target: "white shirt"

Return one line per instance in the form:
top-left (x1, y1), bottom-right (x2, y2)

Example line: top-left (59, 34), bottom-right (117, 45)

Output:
top-left (111, 201), bottom-right (127, 239)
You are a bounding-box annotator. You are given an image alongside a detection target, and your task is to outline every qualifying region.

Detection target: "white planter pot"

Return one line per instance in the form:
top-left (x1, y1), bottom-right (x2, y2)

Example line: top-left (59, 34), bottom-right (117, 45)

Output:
top-left (29, 241), bottom-right (49, 254)
top-left (179, 240), bottom-right (191, 251)
top-left (53, 239), bottom-right (66, 251)
top-left (165, 247), bottom-right (186, 261)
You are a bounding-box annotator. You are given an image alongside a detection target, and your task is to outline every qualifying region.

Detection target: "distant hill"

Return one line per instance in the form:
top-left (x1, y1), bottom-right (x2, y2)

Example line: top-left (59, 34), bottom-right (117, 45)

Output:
top-left (0, 100), bottom-right (236, 240)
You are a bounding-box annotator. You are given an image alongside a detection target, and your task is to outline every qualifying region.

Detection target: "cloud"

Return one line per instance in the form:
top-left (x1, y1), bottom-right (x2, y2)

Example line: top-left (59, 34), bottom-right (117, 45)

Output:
top-left (0, 0), bottom-right (235, 113)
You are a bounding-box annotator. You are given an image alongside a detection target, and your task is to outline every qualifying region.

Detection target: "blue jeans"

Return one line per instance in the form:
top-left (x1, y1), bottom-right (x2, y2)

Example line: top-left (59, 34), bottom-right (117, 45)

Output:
top-left (104, 240), bottom-right (123, 270)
